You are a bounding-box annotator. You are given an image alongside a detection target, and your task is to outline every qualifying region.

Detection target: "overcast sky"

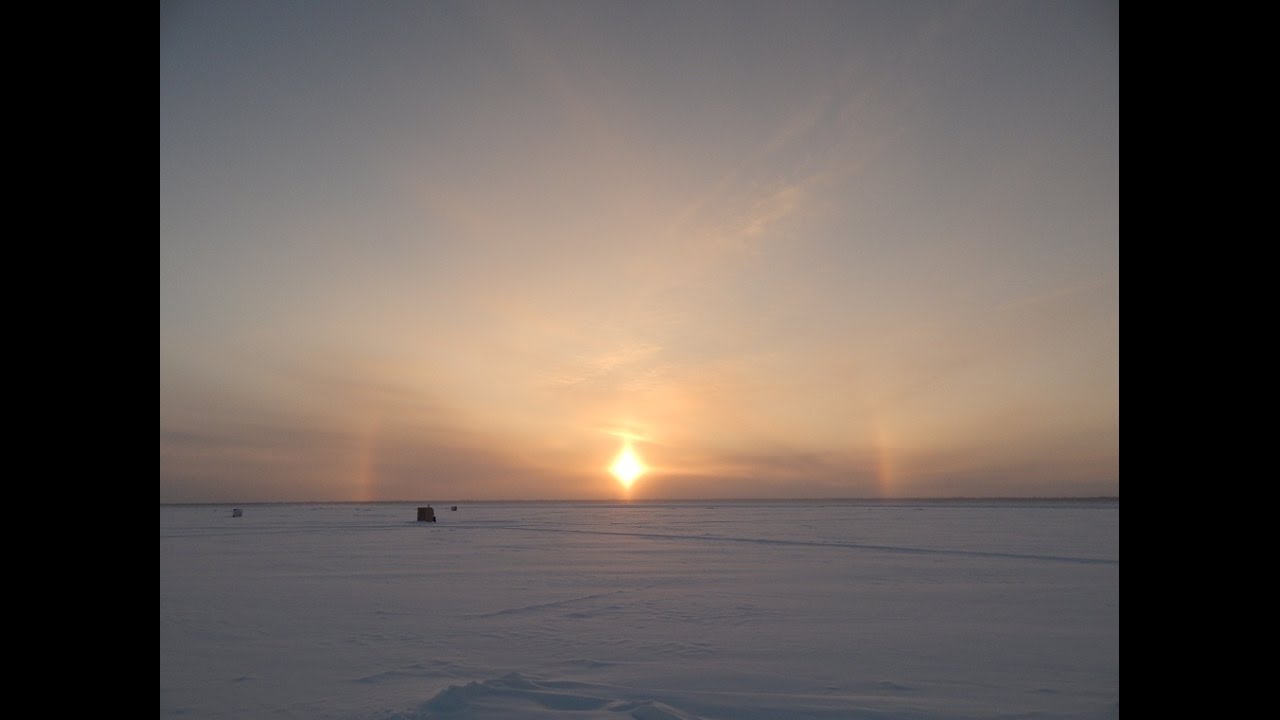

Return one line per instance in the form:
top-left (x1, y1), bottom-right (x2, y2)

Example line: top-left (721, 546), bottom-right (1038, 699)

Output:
top-left (160, 0), bottom-right (1118, 502)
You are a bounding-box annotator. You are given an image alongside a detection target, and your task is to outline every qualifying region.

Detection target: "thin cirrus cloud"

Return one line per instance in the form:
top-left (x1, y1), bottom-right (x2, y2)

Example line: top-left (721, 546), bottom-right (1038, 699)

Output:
top-left (161, 1), bottom-right (1117, 502)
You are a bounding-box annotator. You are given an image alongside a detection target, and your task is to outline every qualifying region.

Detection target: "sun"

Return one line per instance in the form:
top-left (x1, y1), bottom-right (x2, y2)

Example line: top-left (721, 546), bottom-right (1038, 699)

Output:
top-left (610, 442), bottom-right (647, 488)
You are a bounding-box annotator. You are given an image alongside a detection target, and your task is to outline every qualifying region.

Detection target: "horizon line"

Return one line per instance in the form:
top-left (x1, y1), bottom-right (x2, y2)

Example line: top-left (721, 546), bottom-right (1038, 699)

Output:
top-left (160, 495), bottom-right (1120, 507)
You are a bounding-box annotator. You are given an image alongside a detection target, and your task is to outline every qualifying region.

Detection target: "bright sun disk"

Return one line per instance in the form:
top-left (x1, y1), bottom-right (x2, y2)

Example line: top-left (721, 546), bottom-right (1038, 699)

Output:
top-left (610, 444), bottom-right (646, 487)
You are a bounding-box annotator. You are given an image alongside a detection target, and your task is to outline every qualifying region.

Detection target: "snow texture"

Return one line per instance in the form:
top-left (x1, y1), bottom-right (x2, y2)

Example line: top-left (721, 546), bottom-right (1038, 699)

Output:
top-left (160, 501), bottom-right (1119, 719)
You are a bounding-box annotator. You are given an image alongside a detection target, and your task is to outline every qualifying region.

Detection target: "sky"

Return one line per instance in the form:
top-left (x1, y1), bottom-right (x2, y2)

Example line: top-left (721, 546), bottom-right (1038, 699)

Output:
top-left (160, 0), bottom-right (1118, 503)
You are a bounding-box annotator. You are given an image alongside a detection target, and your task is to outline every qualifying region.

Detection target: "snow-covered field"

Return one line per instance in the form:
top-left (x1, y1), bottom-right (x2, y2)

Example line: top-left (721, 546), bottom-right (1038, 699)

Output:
top-left (159, 500), bottom-right (1118, 719)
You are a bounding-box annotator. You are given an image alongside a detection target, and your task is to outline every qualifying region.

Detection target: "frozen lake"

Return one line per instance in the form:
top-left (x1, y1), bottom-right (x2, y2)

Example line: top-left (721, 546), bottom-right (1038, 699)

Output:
top-left (159, 500), bottom-right (1119, 719)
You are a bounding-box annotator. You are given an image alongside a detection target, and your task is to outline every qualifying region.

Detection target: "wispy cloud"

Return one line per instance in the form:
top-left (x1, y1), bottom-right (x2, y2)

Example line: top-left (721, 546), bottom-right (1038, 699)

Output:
top-left (162, 2), bottom-right (1118, 501)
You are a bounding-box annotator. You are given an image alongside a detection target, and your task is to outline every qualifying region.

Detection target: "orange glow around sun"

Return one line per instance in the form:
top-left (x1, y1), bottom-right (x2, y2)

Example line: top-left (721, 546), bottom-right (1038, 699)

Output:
top-left (610, 442), bottom-right (646, 488)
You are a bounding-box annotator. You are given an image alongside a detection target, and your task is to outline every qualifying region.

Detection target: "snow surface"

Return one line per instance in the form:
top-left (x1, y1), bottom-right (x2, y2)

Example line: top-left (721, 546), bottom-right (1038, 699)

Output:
top-left (159, 500), bottom-right (1119, 719)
